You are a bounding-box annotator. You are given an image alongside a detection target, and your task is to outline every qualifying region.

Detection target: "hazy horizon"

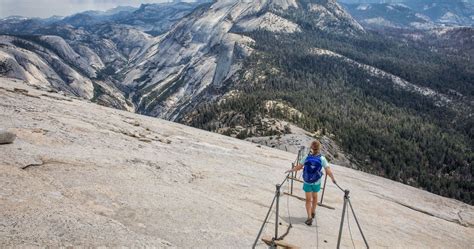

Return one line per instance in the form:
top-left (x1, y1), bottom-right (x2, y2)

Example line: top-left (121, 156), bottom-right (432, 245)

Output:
top-left (0, 0), bottom-right (173, 19)
top-left (2, 0), bottom-right (474, 19)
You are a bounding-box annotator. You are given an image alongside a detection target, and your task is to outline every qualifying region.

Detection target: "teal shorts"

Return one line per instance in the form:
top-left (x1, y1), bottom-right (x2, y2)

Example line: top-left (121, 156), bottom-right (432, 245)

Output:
top-left (303, 182), bottom-right (321, 193)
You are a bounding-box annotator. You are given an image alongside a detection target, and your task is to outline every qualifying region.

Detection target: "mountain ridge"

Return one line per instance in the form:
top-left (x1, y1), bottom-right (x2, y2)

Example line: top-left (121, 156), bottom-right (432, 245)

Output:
top-left (124, 0), bottom-right (366, 120)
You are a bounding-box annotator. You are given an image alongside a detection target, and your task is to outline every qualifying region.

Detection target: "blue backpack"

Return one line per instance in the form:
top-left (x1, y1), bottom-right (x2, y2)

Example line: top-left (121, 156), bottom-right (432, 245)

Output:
top-left (303, 154), bottom-right (323, 183)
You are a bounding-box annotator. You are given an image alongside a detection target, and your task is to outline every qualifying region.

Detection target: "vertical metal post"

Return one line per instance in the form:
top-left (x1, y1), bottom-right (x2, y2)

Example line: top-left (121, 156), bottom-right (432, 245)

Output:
top-left (320, 173), bottom-right (328, 204)
top-left (337, 189), bottom-right (350, 249)
top-left (252, 194), bottom-right (278, 249)
top-left (299, 146), bottom-right (305, 161)
top-left (290, 163), bottom-right (294, 195)
top-left (274, 184), bottom-right (281, 241)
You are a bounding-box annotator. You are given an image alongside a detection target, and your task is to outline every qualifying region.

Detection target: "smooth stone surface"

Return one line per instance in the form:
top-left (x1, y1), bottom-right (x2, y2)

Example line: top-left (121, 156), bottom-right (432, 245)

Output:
top-left (1, 78), bottom-right (473, 248)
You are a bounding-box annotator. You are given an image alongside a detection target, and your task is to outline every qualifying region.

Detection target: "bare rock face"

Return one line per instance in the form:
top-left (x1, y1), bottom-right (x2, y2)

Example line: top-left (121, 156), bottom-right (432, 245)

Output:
top-left (1, 78), bottom-right (473, 248)
top-left (0, 129), bottom-right (16, 144)
top-left (125, 0), bottom-right (363, 120)
top-left (0, 0), bottom-right (365, 122)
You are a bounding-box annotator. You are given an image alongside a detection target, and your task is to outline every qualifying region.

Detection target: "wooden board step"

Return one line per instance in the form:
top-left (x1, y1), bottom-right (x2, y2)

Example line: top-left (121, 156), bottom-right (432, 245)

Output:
top-left (318, 202), bottom-right (336, 210)
top-left (287, 177), bottom-right (303, 183)
top-left (283, 192), bottom-right (305, 201)
top-left (262, 236), bottom-right (300, 249)
top-left (287, 177), bottom-right (325, 191)
top-left (283, 192), bottom-right (336, 210)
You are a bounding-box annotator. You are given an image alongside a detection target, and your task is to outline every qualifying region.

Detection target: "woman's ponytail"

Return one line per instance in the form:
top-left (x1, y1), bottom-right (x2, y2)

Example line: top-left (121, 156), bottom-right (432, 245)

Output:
top-left (310, 140), bottom-right (321, 155)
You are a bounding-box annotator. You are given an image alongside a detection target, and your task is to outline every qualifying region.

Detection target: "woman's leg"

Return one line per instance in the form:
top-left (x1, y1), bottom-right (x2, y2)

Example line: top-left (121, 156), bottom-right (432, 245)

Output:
top-left (305, 191), bottom-right (313, 219)
top-left (311, 192), bottom-right (318, 216)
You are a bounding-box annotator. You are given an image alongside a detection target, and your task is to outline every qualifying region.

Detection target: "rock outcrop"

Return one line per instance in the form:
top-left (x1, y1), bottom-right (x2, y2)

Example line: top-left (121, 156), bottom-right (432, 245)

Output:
top-left (125, 0), bottom-right (365, 120)
top-left (0, 129), bottom-right (16, 144)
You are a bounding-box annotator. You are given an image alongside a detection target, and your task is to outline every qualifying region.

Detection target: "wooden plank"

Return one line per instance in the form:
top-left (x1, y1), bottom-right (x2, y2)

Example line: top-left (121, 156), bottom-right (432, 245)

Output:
top-left (283, 192), bottom-right (336, 210)
top-left (288, 177), bottom-right (303, 183)
top-left (318, 202), bottom-right (336, 210)
top-left (262, 236), bottom-right (300, 249)
top-left (287, 177), bottom-right (325, 190)
top-left (283, 192), bottom-right (306, 201)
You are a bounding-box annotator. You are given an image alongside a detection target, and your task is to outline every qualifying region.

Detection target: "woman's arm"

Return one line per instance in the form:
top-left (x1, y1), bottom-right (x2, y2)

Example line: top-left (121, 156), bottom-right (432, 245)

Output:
top-left (285, 163), bottom-right (303, 173)
top-left (325, 167), bottom-right (336, 183)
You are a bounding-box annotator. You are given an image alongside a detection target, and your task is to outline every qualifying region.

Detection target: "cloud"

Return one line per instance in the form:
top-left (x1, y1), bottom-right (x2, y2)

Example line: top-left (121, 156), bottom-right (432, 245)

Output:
top-left (0, 0), bottom-right (169, 18)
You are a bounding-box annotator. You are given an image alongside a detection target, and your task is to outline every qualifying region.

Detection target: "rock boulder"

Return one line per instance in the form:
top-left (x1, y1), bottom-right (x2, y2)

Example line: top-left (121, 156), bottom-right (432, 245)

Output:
top-left (0, 129), bottom-right (16, 144)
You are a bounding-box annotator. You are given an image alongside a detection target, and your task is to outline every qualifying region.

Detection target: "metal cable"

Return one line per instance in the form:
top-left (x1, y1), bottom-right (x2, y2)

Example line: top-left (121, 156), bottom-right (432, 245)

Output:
top-left (279, 174), bottom-right (289, 187)
top-left (348, 199), bottom-right (370, 249)
top-left (334, 182), bottom-right (345, 193)
top-left (263, 205), bottom-right (275, 243)
top-left (315, 209), bottom-right (319, 249)
top-left (257, 201), bottom-right (276, 248)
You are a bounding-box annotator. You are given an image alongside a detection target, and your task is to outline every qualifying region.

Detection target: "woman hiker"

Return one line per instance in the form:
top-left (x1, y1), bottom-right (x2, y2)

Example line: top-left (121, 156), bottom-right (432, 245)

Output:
top-left (285, 140), bottom-right (336, 226)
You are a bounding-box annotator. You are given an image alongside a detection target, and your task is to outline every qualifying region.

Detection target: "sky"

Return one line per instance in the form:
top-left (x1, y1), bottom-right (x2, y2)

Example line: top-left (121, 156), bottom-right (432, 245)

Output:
top-left (2, 0), bottom-right (473, 18)
top-left (0, 0), bottom-right (174, 18)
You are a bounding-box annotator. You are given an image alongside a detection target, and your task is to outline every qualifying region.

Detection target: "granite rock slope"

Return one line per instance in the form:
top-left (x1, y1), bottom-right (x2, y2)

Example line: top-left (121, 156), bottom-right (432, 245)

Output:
top-left (1, 77), bottom-right (473, 248)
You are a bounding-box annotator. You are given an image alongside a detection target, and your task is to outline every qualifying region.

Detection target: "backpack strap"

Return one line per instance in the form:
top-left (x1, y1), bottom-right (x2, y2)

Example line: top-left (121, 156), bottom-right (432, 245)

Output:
top-left (307, 153), bottom-right (321, 158)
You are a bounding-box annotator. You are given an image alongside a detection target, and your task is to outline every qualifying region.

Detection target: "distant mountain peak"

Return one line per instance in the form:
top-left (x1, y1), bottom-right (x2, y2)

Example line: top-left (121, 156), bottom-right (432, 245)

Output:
top-left (2, 15), bottom-right (30, 21)
top-left (119, 0), bottom-right (365, 120)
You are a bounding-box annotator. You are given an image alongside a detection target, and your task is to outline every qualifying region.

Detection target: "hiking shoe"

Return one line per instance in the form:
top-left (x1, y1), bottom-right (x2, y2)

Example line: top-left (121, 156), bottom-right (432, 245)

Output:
top-left (305, 218), bottom-right (313, 226)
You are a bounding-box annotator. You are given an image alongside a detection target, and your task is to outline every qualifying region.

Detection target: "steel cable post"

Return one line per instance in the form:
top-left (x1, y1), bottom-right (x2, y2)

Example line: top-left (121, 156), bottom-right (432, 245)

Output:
top-left (290, 163), bottom-right (294, 195)
top-left (274, 184), bottom-right (281, 242)
top-left (252, 193), bottom-right (278, 249)
top-left (335, 185), bottom-right (370, 249)
top-left (337, 189), bottom-right (350, 249)
top-left (320, 173), bottom-right (328, 204)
